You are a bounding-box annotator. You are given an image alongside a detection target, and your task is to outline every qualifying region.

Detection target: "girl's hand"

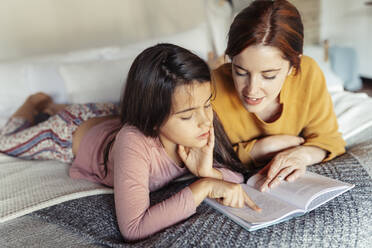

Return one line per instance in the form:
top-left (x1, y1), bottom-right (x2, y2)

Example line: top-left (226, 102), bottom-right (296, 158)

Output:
top-left (251, 135), bottom-right (305, 163)
top-left (178, 126), bottom-right (221, 179)
top-left (189, 178), bottom-right (261, 211)
top-left (208, 179), bottom-right (261, 211)
top-left (258, 145), bottom-right (327, 192)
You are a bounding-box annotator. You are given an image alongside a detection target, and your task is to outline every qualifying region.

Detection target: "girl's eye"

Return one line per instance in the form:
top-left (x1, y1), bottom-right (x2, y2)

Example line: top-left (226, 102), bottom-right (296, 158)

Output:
top-left (263, 76), bottom-right (276, 80)
top-left (204, 103), bottom-right (211, 109)
top-left (180, 115), bottom-right (192, 120)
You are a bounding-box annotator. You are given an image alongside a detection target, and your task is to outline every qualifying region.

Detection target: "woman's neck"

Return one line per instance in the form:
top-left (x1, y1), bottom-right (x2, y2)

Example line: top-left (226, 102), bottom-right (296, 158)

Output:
top-left (257, 96), bottom-right (282, 123)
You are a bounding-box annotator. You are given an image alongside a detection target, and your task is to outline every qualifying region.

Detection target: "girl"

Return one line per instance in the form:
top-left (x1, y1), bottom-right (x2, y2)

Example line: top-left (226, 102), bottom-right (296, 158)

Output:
top-left (211, 0), bottom-right (346, 192)
top-left (0, 43), bottom-right (260, 241)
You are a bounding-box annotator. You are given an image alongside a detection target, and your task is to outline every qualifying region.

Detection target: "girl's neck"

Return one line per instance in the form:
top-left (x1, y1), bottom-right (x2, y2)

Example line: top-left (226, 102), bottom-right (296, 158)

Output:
top-left (158, 135), bottom-right (184, 168)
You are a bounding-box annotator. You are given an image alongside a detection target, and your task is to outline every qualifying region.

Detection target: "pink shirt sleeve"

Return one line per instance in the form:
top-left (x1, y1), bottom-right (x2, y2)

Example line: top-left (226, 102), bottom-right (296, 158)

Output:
top-left (113, 130), bottom-right (196, 241)
top-left (215, 167), bottom-right (244, 184)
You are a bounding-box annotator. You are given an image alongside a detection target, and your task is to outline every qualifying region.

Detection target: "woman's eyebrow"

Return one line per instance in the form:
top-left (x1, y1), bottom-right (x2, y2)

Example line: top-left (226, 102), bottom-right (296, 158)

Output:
top-left (174, 94), bottom-right (213, 115)
top-left (262, 69), bottom-right (281, 73)
top-left (233, 63), bottom-right (249, 72)
top-left (233, 63), bottom-right (281, 73)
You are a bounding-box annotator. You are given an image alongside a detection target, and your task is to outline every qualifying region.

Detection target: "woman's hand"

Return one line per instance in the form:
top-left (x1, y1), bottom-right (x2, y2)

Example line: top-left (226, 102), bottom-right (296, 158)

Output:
top-left (250, 135), bottom-right (305, 163)
top-left (258, 145), bottom-right (327, 192)
top-left (189, 178), bottom-right (261, 211)
top-left (178, 126), bottom-right (222, 179)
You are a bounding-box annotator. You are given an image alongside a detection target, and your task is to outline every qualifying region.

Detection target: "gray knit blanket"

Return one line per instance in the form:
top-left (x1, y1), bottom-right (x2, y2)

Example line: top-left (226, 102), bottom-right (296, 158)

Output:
top-left (31, 151), bottom-right (372, 248)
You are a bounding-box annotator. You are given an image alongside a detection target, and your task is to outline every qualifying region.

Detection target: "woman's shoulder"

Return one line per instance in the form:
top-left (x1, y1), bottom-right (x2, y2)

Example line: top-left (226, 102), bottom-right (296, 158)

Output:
top-left (299, 55), bottom-right (323, 75)
top-left (287, 55), bottom-right (328, 99)
top-left (212, 63), bottom-right (233, 83)
top-left (212, 63), bottom-right (237, 95)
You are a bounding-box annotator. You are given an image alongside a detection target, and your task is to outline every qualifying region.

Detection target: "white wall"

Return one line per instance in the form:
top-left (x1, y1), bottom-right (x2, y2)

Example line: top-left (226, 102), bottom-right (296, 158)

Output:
top-left (320, 0), bottom-right (372, 78)
top-left (0, 0), bottom-right (205, 61)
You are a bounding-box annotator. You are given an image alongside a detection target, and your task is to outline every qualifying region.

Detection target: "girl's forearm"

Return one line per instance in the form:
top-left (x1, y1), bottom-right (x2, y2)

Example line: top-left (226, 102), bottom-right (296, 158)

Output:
top-left (188, 178), bottom-right (212, 206)
top-left (198, 167), bottom-right (223, 180)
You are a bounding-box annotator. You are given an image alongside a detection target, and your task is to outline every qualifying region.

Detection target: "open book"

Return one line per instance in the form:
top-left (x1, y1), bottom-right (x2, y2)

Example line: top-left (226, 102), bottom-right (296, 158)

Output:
top-left (205, 171), bottom-right (354, 231)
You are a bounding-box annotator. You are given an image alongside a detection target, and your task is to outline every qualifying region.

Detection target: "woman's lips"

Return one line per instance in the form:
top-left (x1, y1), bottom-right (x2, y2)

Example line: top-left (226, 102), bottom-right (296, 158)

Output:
top-left (198, 131), bottom-right (210, 139)
top-left (244, 96), bottom-right (264, 105)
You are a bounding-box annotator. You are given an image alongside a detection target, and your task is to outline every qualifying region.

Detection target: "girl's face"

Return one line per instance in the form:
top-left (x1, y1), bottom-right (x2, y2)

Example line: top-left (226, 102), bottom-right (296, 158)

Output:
top-left (159, 82), bottom-right (213, 149)
top-left (232, 44), bottom-right (292, 117)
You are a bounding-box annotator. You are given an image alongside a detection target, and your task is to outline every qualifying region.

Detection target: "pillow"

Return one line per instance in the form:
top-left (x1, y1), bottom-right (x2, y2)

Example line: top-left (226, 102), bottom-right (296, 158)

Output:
top-left (60, 58), bottom-right (133, 103)
top-left (0, 63), bottom-right (33, 122)
top-left (27, 63), bottom-right (69, 103)
top-left (303, 45), bottom-right (330, 69)
top-left (304, 45), bottom-right (344, 92)
top-left (102, 23), bottom-right (212, 61)
top-left (22, 46), bottom-right (118, 64)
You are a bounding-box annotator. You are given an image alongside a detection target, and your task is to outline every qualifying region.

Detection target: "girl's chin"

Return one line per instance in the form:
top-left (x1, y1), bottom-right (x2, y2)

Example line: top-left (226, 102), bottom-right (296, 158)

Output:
top-left (188, 140), bottom-right (208, 148)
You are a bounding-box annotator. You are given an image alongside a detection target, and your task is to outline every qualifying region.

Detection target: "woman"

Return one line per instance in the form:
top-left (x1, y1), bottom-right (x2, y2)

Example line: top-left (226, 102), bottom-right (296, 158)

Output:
top-left (211, 0), bottom-right (346, 192)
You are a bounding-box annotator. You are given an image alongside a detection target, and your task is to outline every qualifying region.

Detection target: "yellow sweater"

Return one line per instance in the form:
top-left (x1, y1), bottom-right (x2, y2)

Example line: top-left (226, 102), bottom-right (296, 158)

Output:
top-left (211, 55), bottom-right (346, 165)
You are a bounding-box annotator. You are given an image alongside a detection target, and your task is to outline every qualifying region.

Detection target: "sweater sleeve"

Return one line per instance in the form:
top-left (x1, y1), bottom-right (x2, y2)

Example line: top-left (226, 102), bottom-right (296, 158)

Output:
top-left (113, 130), bottom-right (196, 241)
top-left (301, 60), bottom-right (346, 161)
top-left (235, 139), bottom-right (259, 166)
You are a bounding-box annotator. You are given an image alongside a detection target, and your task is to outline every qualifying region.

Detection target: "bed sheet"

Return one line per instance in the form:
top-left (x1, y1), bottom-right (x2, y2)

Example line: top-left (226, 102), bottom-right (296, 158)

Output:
top-left (1, 147), bottom-right (371, 248)
top-left (0, 154), bottom-right (112, 223)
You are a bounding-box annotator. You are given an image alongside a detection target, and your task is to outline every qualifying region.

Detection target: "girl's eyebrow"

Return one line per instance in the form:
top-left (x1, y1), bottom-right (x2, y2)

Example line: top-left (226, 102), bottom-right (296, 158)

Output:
top-left (174, 94), bottom-right (213, 115)
top-left (233, 63), bottom-right (281, 73)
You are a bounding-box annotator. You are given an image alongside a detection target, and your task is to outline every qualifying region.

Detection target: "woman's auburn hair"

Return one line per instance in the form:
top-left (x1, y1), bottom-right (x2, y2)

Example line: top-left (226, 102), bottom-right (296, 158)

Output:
top-left (226, 0), bottom-right (304, 73)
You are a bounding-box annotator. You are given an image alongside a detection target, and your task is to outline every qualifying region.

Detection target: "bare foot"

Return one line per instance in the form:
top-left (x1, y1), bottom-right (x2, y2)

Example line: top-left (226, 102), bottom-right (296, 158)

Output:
top-left (43, 103), bottom-right (68, 116)
top-left (12, 92), bottom-right (66, 123)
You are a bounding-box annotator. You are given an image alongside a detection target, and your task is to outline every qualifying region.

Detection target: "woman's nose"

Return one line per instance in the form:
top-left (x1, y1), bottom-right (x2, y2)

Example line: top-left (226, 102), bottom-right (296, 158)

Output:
top-left (245, 76), bottom-right (261, 95)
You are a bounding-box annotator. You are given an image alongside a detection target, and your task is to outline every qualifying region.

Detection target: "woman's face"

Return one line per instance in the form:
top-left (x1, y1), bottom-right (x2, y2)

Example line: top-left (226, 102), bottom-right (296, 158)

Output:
top-left (159, 82), bottom-right (213, 149)
top-left (232, 44), bottom-right (292, 116)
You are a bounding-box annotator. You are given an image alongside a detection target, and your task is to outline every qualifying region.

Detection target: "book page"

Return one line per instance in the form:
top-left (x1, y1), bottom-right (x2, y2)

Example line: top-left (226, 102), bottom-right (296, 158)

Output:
top-left (246, 172), bottom-right (352, 210)
top-left (206, 184), bottom-right (301, 225)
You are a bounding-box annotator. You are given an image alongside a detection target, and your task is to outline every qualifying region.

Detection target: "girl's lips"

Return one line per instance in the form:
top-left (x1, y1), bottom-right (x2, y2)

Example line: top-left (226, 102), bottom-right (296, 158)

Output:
top-left (198, 131), bottom-right (210, 139)
top-left (244, 96), bottom-right (264, 105)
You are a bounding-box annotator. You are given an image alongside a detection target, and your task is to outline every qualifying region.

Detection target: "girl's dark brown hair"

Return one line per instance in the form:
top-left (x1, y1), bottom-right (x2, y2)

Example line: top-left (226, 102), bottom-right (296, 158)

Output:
top-left (102, 43), bottom-right (250, 176)
top-left (226, 0), bottom-right (304, 73)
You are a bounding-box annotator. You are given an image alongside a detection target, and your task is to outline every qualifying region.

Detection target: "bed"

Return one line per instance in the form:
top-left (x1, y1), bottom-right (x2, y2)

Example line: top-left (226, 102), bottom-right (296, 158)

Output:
top-left (1, 2), bottom-right (372, 247)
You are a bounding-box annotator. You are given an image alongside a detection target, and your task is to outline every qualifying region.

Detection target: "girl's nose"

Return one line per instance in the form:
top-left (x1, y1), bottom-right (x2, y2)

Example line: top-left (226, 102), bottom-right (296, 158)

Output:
top-left (198, 109), bottom-right (212, 127)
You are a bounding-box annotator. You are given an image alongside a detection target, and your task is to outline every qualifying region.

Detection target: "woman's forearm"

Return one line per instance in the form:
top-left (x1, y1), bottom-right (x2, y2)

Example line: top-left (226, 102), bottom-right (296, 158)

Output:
top-left (298, 145), bottom-right (327, 166)
top-left (250, 135), bottom-right (305, 163)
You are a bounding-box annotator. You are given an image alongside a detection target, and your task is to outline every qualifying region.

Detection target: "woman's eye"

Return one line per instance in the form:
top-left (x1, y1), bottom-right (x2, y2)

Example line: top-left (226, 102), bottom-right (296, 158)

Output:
top-left (235, 70), bottom-right (247, 76)
top-left (204, 103), bottom-right (211, 108)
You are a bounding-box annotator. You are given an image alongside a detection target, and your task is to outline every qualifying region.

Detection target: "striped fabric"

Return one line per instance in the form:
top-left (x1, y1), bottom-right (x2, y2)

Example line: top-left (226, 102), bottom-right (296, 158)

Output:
top-left (0, 103), bottom-right (118, 164)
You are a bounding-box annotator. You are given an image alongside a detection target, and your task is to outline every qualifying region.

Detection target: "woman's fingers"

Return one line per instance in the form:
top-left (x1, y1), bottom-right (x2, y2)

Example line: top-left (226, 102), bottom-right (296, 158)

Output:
top-left (266, 155), bottom-right (285, 180)
top-left (259, 158), bottom-right (283, 191)
top-left (286, 169), bottom-right (305, 182)
top-left (268, 166), bottom-right (294, 189)
top-left (258, 164), bottom-right (269, 175)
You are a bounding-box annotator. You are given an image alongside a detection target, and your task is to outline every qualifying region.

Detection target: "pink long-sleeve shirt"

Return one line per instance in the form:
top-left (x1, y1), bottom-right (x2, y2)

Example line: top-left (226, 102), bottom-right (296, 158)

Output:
top-left (70, 119), bottom-right (243, 240)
